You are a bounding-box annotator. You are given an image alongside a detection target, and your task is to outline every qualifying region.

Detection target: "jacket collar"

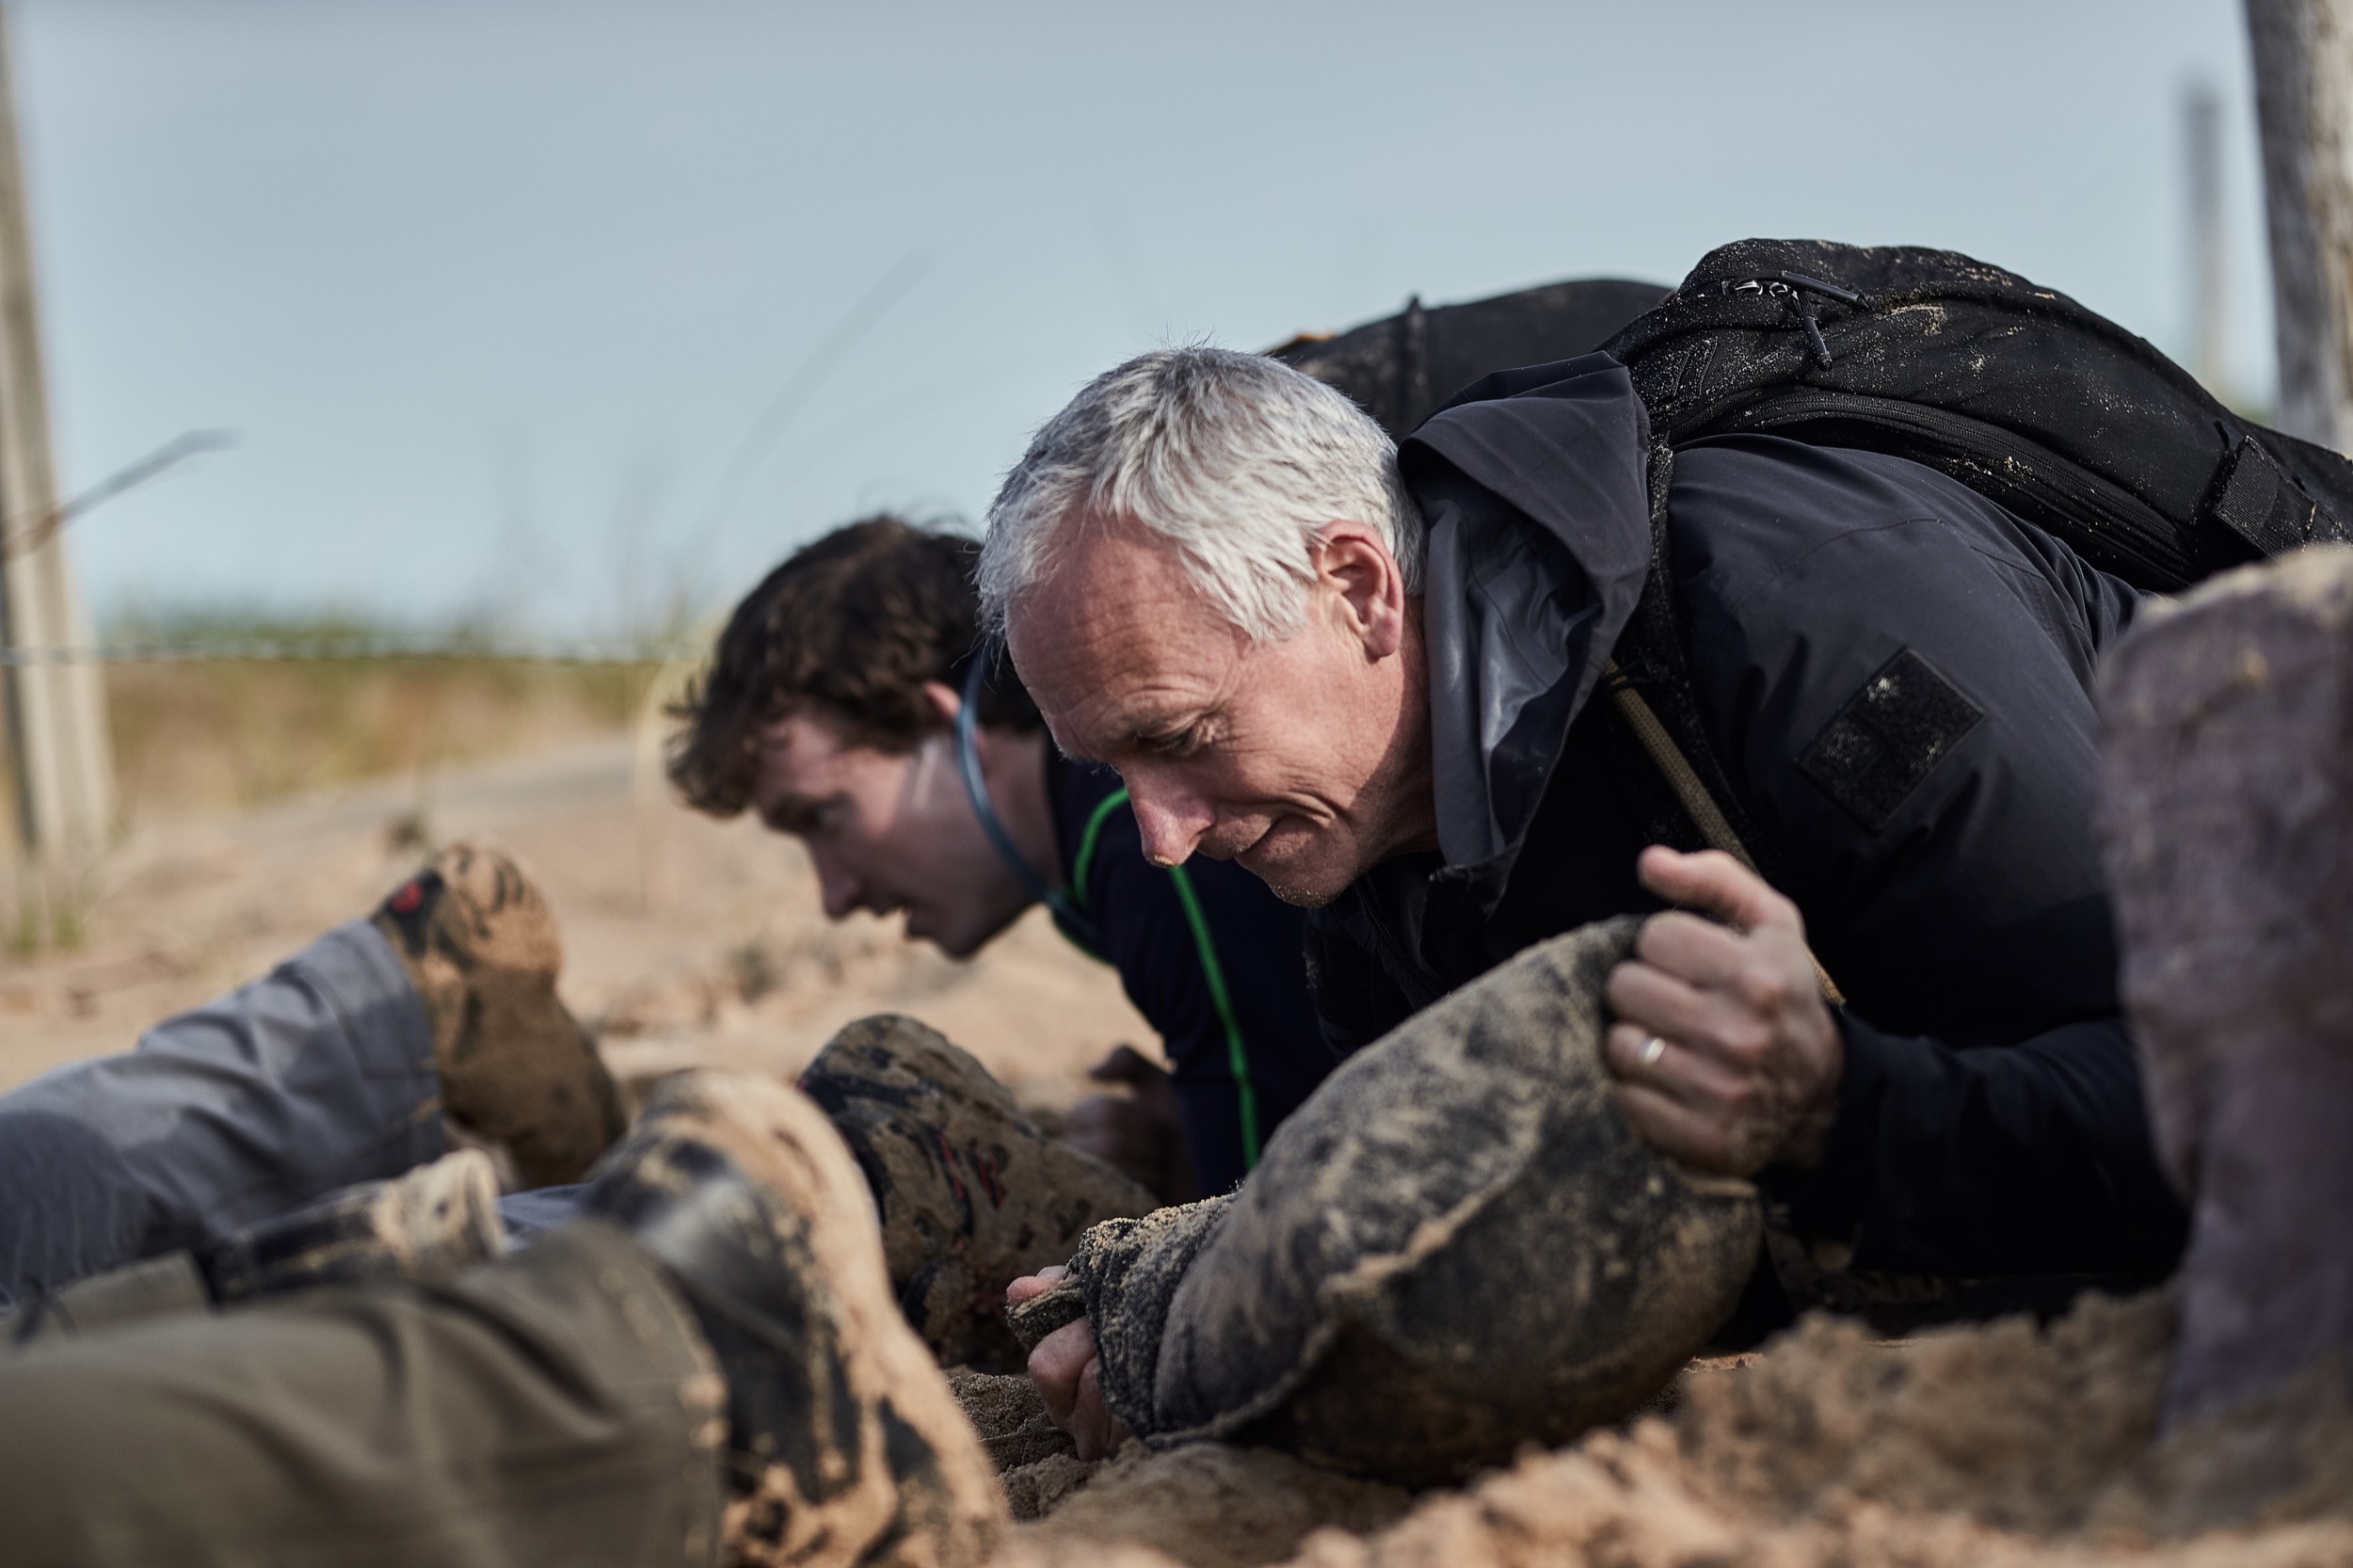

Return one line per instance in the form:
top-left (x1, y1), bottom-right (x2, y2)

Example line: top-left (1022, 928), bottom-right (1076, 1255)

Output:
top-left (1399, 351), bottom-right (1653, 911)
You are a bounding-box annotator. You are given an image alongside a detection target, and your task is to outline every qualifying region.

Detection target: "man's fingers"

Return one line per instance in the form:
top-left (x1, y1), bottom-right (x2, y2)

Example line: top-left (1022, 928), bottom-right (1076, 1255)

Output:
top-left (1026, 1316), bottom-right (1096, 1424)
top-left (1604, 1020), bottom-right (1747, 1103)
top-left (1636, 845), bottom-right (1804, 939)
top-left (1607, 958), bottom-right (1773, 1063)
top-left (1004, 1265), bottom-right (1068, 1307)
top-left (1027, 1316), bottom-right (1130, 1460)
top-left (1612, 1081), bottom-right (1738, 1175)
top-left (1072, 1357), bottom-right (1130, 1461)
top-left (1633, 909), bottom-right (1751, 989)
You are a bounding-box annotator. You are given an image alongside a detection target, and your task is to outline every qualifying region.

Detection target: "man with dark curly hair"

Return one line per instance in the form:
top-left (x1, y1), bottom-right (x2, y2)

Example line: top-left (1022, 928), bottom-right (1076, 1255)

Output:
top-left (668, 515), bottom-right (1337, 1199)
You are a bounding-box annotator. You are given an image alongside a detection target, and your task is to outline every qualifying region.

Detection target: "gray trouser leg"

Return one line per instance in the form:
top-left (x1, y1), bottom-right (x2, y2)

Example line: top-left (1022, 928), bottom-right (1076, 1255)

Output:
top-left (499, 1182), bottom-right (586, 1242)
top-left (0, 921), bottom-right (443, 1310)
top-left (0, 1220), bottom-right (726, 1568)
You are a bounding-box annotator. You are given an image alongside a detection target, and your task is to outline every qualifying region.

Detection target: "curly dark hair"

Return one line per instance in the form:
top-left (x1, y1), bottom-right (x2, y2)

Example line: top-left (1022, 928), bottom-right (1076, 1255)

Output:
top-left (666, 516), bottom-right (1041, 817)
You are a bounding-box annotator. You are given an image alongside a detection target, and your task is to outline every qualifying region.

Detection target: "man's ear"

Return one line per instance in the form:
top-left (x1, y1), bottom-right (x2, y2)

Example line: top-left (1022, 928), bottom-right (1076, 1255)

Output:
top-left (919, 680), bottom-right (963, 728)
top-left (1313, 521), bottom-right (1407, 660)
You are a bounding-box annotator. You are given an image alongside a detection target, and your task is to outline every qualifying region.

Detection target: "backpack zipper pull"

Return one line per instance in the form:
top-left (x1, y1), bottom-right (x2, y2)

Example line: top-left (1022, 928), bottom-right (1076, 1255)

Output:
top-left (1796, 296), bottom-right (1833, 370)
top-left (1778, 269), bottom-right (1867, 306)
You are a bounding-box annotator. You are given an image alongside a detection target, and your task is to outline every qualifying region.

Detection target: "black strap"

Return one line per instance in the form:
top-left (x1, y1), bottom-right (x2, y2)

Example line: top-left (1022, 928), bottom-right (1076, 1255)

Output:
top-left (1606, 443), bottom-right (1812, 905)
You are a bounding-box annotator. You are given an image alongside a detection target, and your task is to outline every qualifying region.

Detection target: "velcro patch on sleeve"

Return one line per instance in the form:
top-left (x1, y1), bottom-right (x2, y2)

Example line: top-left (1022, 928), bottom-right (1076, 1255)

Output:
top-left (1797, 648), bottom-right (1984, 832)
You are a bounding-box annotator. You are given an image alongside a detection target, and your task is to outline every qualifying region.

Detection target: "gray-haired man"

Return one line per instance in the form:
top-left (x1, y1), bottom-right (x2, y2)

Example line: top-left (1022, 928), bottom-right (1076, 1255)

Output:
top-left (984, 345), bottom-right (2186, 1454)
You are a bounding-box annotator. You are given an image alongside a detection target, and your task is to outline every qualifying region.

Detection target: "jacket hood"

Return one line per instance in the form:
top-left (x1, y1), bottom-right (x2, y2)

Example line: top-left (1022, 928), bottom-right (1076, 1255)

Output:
top-left (1401, 352), bottom-right (1653, 904)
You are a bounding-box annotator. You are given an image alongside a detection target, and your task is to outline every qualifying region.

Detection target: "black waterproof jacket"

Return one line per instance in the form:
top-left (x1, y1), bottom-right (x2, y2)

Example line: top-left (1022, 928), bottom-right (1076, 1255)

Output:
top-left (1303, 354), bottom-right (2189, 1287)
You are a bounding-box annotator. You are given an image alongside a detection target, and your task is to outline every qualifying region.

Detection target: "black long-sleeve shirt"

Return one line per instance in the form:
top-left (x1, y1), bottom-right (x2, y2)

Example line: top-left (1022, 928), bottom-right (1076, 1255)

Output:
top-left (1305, 364), bottom-right (2188, 1287)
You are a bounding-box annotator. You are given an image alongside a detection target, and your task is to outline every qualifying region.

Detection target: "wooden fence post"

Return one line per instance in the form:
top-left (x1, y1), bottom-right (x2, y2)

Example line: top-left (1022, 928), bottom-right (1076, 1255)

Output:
top-left (0, 4), bottom-right (113, 937)
top-left (2248, 0), bottom-right (2353, 450)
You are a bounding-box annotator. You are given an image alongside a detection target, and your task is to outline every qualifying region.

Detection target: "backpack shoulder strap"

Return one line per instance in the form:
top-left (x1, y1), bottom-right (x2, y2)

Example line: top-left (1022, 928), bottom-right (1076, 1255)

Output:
top-left (1601, 441), bottom-right (1806, 899)
top-left (1599, 443), bottom-right (1844, 1002)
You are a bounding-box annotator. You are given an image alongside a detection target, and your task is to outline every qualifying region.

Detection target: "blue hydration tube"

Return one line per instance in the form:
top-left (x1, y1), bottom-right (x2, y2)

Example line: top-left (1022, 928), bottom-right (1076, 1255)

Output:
top-left (955, 644), bottom-right (1098, 942)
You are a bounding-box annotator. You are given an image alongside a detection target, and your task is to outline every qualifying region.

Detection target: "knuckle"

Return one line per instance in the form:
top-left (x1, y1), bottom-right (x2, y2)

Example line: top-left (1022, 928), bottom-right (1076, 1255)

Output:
top-left (1740, 961), bottom-right (1792, 1009)
top-left (1723, 1019), bottom-right (1772, 1059)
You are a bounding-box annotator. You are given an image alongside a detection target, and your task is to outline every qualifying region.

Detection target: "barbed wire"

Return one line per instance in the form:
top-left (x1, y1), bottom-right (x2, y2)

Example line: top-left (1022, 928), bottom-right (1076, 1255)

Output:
top-left (0, 637), bottom-right (704, 666)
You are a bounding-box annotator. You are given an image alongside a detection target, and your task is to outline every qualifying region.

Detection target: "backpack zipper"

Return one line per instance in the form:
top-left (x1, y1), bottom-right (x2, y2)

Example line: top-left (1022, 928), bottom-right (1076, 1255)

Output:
top-left (1722, 272), bottom-right (1875, 370)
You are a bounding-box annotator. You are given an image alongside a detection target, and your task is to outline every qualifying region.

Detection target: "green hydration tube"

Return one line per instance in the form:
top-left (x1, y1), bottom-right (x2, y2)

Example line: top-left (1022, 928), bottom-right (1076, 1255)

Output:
top-left (1068, 790), bottom-right (1263, 1172)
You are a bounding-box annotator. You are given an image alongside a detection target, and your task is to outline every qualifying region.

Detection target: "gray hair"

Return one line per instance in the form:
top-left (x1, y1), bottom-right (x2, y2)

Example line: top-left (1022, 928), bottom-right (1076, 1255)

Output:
top-left (977, 346), bottom-right (1423, 642)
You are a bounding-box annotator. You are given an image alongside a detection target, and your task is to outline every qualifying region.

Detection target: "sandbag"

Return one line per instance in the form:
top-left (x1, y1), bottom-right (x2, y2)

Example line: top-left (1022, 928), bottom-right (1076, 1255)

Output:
top-left (1066, 919), bottom-right (1761, 1483)
top-left (798, 1016), bottom-right (1156, 1369)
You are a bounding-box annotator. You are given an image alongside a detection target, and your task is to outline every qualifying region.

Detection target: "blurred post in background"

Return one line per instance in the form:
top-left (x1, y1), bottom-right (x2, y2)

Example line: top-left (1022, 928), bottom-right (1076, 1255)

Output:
top-left (0, 3), bottom-right (114, 938)
top-left (2185, 79), bottom-right (2233, 395)
top-left (2249, 0), bottom-right (2353, 451)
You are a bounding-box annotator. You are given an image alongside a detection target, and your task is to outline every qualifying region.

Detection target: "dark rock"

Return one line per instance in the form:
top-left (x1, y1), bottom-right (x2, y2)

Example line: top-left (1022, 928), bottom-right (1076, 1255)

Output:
top-left (2100, 546), bottom-right (2353, 1429)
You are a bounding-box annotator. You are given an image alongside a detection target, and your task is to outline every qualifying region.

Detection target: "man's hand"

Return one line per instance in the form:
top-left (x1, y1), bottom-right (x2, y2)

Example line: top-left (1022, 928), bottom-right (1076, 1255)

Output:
top-left (1007, 1267), bottom-right (1131, 1459)
top-left (1602, 846), bottom-right (1843, 1176)
top-left (1060, 1046), bottom-right (1201, 1203)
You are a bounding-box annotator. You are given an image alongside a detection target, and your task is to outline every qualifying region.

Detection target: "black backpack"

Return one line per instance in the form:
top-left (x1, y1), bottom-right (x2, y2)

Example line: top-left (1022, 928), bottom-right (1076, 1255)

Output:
top-left (1270, 277), bottom-right (1671, 436)
top-left (1606, 237), bottom-right (2353, 588)
top-left (1597, 239), bottom-right (2353, 896)
top-left (1280, 242), bottom-right (2353, 897)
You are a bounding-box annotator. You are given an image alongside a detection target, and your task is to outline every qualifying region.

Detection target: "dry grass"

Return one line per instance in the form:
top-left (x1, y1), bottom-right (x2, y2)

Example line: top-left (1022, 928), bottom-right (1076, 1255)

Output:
top-left (98, 613), bottom-right (666, 829)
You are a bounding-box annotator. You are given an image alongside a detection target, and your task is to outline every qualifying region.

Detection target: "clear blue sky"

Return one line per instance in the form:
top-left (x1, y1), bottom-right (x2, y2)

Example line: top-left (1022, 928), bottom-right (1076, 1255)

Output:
top-left (8, 0), bottom-right (2275, 636)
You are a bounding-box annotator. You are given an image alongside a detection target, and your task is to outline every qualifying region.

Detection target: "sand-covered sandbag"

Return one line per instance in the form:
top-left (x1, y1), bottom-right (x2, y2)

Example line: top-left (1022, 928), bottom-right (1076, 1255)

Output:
top-left (1068, 919), bottom-right (1762, 1482)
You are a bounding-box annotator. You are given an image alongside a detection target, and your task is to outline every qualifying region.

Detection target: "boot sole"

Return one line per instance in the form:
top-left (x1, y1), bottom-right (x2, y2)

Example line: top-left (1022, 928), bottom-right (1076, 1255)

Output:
top-left (633, 1071), bottom-right (1007, 1567)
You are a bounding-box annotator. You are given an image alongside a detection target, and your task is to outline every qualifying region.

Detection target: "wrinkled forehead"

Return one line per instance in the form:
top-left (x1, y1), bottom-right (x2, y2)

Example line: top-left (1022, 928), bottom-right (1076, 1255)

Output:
top-left (1006, 535), bottom-right (1245, 756)
top-left (1006, 518), bottom-right (1208, 644)
top-left (1005, 529), bottom-right (1224, 679)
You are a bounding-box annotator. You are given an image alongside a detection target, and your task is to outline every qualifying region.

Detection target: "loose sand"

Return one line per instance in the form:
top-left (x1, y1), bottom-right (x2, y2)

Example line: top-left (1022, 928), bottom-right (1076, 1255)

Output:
top-left (977, 1290), bottom-right (2353, 1568)
top-left (0, 734), bottom-right (1150, 1109)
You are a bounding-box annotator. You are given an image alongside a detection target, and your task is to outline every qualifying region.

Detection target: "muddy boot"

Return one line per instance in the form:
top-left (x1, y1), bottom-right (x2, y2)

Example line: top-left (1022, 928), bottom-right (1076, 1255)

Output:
top-left (2100, 548), bottom-right (2353, 1433)
top-left (580, 1069), bottom-right (1004, 1568)
top-left (1062, 919), bottom-right (1763, 1485)
top-left (797, 1016), bottom-right (1157, 1370)
top-left (374, 843), bottom-right (626, 1188)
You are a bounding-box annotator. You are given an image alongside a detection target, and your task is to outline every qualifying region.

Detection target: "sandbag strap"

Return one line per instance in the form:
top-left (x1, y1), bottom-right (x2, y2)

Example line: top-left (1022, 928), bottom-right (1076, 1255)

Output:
top-left (1603, 660), bottom-right (1846, 1008)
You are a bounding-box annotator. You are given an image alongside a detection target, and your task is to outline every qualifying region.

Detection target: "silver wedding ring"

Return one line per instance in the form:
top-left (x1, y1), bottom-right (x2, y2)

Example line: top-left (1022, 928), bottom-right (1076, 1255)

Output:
top-left (1638, 1034), bottom-right (1666, 1067)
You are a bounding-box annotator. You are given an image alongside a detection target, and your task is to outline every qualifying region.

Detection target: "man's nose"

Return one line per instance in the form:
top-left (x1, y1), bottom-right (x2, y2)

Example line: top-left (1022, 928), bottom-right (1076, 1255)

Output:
top-left (1126, 776), bottom-right (1213, 868)
top-left (811, 855), bottom-right (863, 920)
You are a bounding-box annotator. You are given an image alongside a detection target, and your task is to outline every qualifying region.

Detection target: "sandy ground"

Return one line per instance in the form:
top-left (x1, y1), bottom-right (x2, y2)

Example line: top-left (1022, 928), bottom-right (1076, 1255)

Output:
top-left (976, 1291), bottom-right (2353, 1568)
top-left (10, 736), bottom-right (2351, 1568)
top-left (0, 734), bottom-right (1151, 1105)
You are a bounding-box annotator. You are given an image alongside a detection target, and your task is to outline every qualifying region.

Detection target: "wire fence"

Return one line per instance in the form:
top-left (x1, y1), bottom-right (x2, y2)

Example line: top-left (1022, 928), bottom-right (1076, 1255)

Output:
top-left (0, 637), bottom-right (704, 667)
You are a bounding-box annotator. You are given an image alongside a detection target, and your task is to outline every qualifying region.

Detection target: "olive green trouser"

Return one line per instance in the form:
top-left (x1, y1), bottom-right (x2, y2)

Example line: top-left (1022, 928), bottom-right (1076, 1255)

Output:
top-left (0, 1221), bottom-right (726, 1568)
